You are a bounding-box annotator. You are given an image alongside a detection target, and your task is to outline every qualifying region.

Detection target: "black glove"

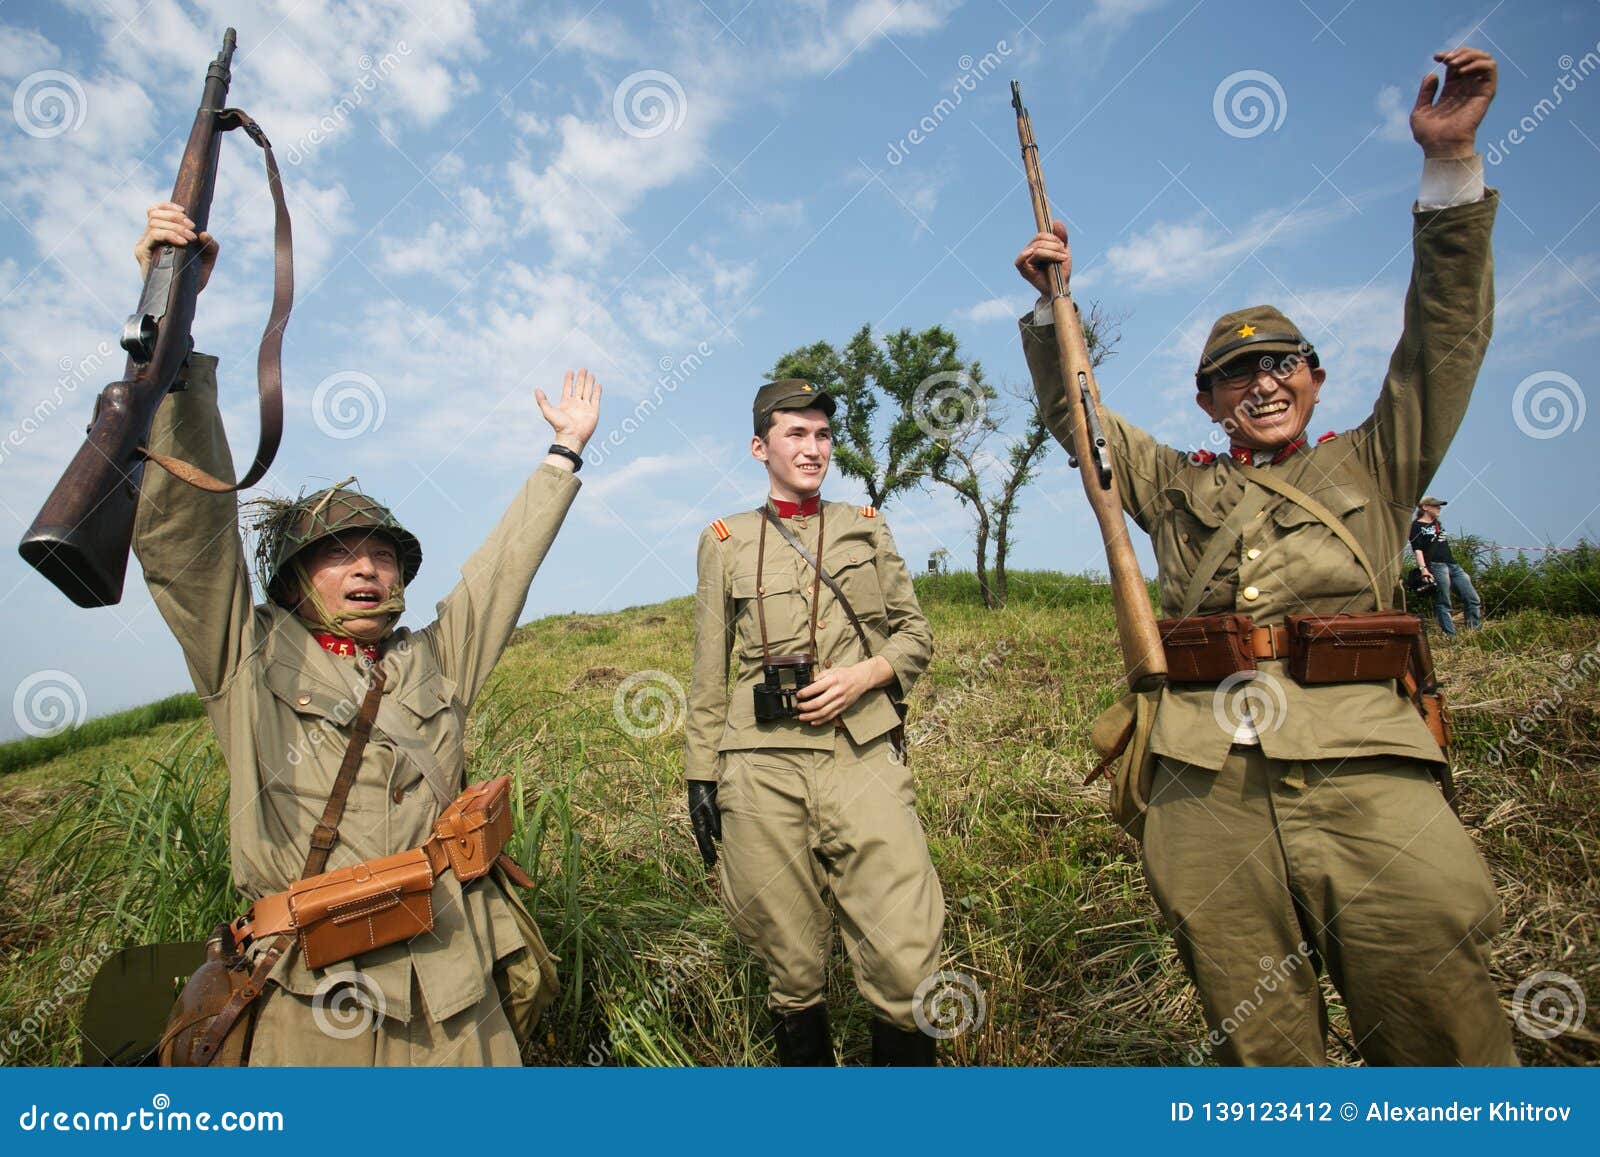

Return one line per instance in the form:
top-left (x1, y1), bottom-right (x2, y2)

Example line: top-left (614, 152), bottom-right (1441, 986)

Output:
top-left (688, 781), bottom-right (721, 869)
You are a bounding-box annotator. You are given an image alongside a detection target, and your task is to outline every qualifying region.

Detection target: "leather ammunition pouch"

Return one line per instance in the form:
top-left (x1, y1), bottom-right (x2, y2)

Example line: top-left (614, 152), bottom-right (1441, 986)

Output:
top-left (1158, 614), bottom-right (1255, 682)
top-left (230, 774), bottom-right (530, 969)
top-left (1283, 611), bottom-right (1419, 684)
top-left (278, 849), bottom-right (435, 971)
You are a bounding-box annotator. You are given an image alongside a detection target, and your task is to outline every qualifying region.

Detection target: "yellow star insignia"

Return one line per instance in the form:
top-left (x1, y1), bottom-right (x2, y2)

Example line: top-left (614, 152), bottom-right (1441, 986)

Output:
top-left (799, 384), bottom-right (813, 392)
top-left (1237, 323), bottom-right (1257, 338)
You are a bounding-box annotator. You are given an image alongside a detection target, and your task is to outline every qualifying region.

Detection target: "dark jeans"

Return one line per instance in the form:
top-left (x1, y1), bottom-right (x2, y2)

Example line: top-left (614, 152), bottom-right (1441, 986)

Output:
top-left (1428, 561), bottom-right (1482, 635)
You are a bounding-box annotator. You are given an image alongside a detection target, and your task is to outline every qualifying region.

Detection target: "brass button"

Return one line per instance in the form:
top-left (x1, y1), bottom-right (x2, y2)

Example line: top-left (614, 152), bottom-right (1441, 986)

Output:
top-left (1246, 548), bottom-right (1262, 560)
top-left (296, 693), bottom-right (312, 706)
top-left (823, 660), bottom-right (832, 669)
top-left (818, 620), bottom-right (828, 629)
top-left (757, 585), bottom-right (765, 595)
top-left (1242, 585), bottom-right (1260, 601)
top-left (392, 787), bottom-right (405, 805)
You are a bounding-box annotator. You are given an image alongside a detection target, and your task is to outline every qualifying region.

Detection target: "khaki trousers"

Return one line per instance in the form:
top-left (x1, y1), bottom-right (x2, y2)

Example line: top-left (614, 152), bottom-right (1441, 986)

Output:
top-left (1142, 746), bottom-right (1517, 1065)
top-left (249, 972), bottom-right (521, 1066)
top-left (717, 731), bottom-right (945, 1030)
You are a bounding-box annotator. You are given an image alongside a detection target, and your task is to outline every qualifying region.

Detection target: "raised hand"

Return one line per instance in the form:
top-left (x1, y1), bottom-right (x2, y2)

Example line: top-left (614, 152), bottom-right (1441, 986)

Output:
top-left (135, 202), bottom-right (218, 291)
top-left (1014, 219), bottom-right (1071, 296)
top-left (535, 369), bottom-right (602, 456)
top-left (1412, 47), bottom-right (1497, 159)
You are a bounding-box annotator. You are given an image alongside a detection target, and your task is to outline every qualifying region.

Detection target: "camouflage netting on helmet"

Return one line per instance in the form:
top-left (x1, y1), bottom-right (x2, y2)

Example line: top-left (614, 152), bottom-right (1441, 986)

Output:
top-left (244, 476), bottom-right (422, 631)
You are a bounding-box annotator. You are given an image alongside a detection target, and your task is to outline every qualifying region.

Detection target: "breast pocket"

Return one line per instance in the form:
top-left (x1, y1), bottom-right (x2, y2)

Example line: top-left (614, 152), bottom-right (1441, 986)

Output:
top-left (397, 671), bottom-right (464, 777)
top-left (829, 548), bottom-right (886, 621)
top-left (731, 570), bottom-right (803, 657)
top-left (261, 666), bottom-right (383, 804)
top-left (1152, 485), bottom-right (1227, 613)
top-left (1270, 485), bottom-right (1375, 607)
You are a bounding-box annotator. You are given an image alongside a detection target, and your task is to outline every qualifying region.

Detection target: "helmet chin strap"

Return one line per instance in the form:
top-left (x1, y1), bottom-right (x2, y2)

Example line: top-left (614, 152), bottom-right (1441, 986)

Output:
top-left (288, 557), bottom-right (406, 638)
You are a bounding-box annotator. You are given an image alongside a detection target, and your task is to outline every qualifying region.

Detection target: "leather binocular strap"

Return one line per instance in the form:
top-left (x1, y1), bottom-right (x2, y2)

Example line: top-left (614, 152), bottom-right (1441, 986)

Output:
top-left (754, 502), bottom-right (824, 668)
top-left (193, 662), bottom-right (386, 1064)
top-left (142, 107), bottom-right (292, 494)
top-left (763, 506), bottom-right (874, 660)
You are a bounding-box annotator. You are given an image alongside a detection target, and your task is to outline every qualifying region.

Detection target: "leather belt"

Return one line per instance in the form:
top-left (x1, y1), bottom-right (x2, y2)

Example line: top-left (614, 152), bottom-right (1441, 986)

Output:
top-left (1251, 624), bottom-right (1290, 660)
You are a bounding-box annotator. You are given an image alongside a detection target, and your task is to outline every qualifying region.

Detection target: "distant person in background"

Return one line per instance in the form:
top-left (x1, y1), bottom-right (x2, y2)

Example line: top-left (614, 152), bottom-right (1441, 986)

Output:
top-left (1410, 496), bottom-right (1483, 635)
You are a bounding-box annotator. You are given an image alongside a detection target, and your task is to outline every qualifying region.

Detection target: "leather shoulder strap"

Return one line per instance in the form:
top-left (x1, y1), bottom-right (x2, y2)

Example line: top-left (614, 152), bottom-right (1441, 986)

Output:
top-left (1178, 485), bottom-right (1271, 617)
top-left (1244, 470), bottom-right (1385, 609)
top-left (303, 663), bottom-right (387, 878)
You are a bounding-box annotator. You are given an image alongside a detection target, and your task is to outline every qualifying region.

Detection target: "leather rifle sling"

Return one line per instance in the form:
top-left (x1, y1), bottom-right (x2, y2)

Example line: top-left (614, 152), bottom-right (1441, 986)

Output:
top-left (142, 109), bottom-right (292, 493)
top-left (190, 662), bottom-right (387, 1064)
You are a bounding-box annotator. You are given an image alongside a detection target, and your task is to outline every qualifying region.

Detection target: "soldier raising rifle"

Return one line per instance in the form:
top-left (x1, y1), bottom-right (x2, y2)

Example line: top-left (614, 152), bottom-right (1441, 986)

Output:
top-left (131, 202), bottom-right (600, 1065)
top-left (1014, 49), bottom-right (1516, 1064)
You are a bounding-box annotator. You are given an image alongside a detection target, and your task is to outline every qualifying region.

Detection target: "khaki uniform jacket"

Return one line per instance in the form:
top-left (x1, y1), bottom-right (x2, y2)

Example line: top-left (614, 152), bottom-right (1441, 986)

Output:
top-left (1020, 192), bottom-right (1498, 771)
top-left (685, 502), bottom-right (932, 781)
top-left (131, 355), bottom-right (580, 1024)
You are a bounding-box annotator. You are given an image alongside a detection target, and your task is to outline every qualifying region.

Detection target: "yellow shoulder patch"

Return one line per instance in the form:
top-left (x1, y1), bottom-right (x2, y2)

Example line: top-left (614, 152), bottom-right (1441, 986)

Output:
top-left (710, 518), bottom-right (731, 541)
top-left (860, 505), bottom-right (877, 518)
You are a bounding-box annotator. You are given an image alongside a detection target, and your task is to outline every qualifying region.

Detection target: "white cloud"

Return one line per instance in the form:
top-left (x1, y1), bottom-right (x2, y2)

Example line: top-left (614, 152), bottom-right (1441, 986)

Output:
top-left (1374, 84), bottom-right (1411, 144)
top-left (954, 295), bottom-right (1030, 324)
top-left (1103, 197), bottom-right (1357, 290)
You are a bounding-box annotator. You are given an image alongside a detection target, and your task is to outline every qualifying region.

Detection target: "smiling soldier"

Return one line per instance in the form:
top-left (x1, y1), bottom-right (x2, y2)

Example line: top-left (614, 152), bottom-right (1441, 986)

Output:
top-left (129, 202), bottom-right (600, 1065)
top-left (684, 381), bottom-right (945, 1065)
top-left (1013, 50), bottom-right (1516, 1064)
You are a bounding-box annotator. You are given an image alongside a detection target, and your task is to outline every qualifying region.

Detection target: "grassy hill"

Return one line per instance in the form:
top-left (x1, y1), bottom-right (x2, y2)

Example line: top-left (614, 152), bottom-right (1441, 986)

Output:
top-left (2, 572), bottom-right (1596, 1065)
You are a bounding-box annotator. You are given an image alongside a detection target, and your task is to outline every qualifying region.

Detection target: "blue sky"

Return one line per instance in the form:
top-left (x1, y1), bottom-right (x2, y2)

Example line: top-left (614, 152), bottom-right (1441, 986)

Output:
top-left (1, 0), bottom-right (1597, 738)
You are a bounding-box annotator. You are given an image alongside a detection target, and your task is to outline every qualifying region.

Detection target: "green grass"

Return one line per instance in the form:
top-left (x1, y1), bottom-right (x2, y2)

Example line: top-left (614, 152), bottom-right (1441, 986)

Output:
top-left (0, 693), bottom-right (205, 777)
top-left (1, 572), bottom-right (1596, 1065)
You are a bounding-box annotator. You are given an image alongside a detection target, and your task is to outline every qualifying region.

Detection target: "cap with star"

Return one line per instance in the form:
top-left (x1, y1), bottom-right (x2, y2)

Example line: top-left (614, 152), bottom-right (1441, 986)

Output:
top-left (753, 378), bottom-right (836, 434)
top-left (1196, 304), bottom-right (1318, 388)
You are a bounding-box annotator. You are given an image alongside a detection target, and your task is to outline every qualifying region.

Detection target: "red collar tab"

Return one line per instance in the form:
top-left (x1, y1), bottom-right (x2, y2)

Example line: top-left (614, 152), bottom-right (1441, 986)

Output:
top-left (1228, 435), bottom-right (1307, 467)
top-left (1316, 430), bottom-right (1337, 444)
top-left (771, 496), bottom-right (821, 518)
top-left (314, 631), bottom-right (378, 663)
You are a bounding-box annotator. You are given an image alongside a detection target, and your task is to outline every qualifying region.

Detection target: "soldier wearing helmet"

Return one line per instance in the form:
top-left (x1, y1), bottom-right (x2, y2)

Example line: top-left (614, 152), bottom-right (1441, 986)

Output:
top-left (129, 201), bottom-right (601, 1065)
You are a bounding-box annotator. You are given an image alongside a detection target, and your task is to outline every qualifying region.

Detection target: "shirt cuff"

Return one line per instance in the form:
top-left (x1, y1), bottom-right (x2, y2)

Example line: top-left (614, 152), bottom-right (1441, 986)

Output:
top-left (1417, 154), bottom-right (1485, 210)
top-left (1031, 294), bottom-right (1053, 327)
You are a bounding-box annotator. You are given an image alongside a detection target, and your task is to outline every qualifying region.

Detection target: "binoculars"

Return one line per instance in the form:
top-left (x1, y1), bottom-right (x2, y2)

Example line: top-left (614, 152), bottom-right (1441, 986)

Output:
top-left (753, 654), bottom-right (815, 722)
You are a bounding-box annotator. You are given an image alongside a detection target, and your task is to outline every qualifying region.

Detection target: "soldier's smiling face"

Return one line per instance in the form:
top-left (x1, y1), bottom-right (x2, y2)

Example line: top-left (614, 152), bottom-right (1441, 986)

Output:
top-left (752, 408), bottom-right (832, 499)
top-left (1195, 356), bottom-right (1325, 452)
top-left (298, 529), bottom-right (402, 642)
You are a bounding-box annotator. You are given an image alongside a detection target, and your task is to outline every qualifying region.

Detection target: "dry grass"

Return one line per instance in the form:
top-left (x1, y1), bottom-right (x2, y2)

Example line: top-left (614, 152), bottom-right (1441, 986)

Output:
top-left (0, 577), bottom-right (1595, 1065)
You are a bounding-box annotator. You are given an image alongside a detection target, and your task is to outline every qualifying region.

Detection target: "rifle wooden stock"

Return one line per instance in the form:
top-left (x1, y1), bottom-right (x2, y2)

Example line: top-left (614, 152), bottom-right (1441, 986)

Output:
top-left (1012, 83), bottom-right (1165, 690)
top-left (20, 28), bottom-right (289, 608)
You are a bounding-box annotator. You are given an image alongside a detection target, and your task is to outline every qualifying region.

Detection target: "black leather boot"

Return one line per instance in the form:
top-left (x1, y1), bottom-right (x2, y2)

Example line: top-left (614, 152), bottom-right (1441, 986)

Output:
top-left (870, 1018), bottom-right (937, 1066)
top-left (772, 1003), bottom-right (835, 1066)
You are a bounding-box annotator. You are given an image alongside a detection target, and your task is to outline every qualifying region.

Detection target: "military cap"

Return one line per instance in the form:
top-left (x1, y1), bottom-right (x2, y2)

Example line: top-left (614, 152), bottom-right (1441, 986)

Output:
top-left (1418, 496), bottom-right (1449, 508)
top-left (753, 379), bottom-right (836, 434)
top-left (251, 481), bottom-right (422, 598)
top-left (1196, 304), bottom-right (1318, 389)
